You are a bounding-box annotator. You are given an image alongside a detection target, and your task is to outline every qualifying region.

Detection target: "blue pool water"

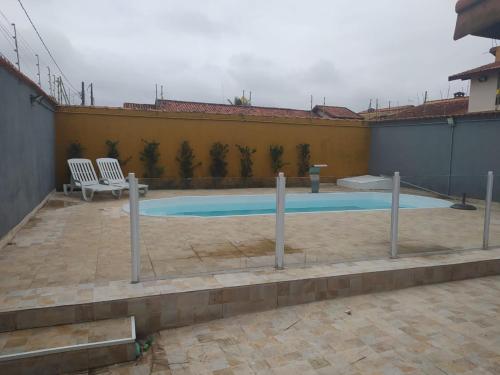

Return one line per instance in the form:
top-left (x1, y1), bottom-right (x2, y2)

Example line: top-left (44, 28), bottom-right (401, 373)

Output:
top-left (125, 192), bottom-right (450, 218)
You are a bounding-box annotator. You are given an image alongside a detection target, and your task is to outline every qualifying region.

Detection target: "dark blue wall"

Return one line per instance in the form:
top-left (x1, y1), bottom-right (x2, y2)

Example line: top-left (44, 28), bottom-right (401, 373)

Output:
top-left (369, 115), bottom-right (500, 201)
top-left (0, 64), bottom-right (55, 238)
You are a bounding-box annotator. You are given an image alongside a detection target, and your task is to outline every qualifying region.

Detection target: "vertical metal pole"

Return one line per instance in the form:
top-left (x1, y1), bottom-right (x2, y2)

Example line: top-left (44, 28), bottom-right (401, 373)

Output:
top-left (129, 173), bottom-right (140, 283)
top-left (81, 81), bottom-right (85, 106)
top-left (483, 171), bottom-right (494, 250)
top-left (47, 67), bottom-right (52, 96)
top-left (11, 23), bottom-right (20, 70)
top-left (275, 172), bottom-right (286, 269)
top-left (390, 172), bottom-right (400, 258)
top-left (35, 54), bottom-right (41, 86)
top-left (90, 83), bottom-right (95, 106)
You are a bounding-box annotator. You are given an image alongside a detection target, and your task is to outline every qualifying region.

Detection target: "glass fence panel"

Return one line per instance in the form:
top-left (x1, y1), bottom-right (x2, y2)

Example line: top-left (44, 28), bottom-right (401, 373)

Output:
top-left (397, 175), bottom-right (486, 256)
top-left (137, 177), bottom-right (319, 279)
top-left (284, 181), bottom-right (393, 267)
top-left (489, 175), bottom-right (500, 249)
top-left (126, 173), bottom-right (497, 279)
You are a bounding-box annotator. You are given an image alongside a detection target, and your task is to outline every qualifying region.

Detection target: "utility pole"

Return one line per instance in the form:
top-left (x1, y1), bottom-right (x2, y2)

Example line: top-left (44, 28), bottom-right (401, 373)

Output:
top-left (90, 83), bottom-right (94, 105)
top-left (81, 81), bottom-right (85, 106)
top-left (57, 77), bottom-right (61, 103)
top-left (59, 77), bottom-right (69, 105)
top-left (35, 54), bottom-right (41, 86)
top-left (11, 23), bottom-right (20, 70)
top-left (310, 94), bottom-right (313, 119)
top-left (47, 67), bottom-right (52, 96)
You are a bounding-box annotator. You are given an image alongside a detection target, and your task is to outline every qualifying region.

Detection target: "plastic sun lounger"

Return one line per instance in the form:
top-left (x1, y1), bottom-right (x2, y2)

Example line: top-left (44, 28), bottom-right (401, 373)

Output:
top-left (96, 158), bottom-right (148, 196)
top-left (65, 158), bottom-right (124, 201)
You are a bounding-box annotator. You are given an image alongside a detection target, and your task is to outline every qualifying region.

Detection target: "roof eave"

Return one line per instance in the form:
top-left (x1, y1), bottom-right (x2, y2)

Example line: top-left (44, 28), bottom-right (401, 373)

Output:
top-left (449, 67), bottom-right (500, 81)
top-left (453, 0), bottom-right (500, 40)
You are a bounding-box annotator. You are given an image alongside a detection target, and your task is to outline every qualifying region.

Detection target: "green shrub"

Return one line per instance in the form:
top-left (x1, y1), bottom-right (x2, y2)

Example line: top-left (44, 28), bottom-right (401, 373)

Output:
top-left (297, 143), bottom-right (311, 177)
top-left (105, 140), bottom-right (131, 166)
top-left (139, 139), bottom-right (164, 178)
top-left (236, 144), bottom-right (256, 178)
top-left (209, 142), bottom-right (229, 178)
top-left (269, 144), bottom-right (288, 174)
top-left (176, 141), bottom-right (201, 179)
top-left (67, 141), bottom-right (84, 159)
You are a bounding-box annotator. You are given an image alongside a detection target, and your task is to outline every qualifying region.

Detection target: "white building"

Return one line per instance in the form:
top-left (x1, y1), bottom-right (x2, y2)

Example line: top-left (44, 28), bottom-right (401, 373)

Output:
top-left (449, 46), bottom-right (500, 113)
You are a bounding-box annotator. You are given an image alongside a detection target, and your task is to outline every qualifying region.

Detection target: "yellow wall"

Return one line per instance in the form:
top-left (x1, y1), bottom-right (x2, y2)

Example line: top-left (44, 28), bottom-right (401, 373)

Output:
top-left (55, 106), bottom-right (370, 187)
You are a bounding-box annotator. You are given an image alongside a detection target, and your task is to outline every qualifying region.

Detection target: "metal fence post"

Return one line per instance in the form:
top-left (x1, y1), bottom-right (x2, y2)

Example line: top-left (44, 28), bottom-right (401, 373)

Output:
top-left (275, 172), bottom-right (286, 269)
top-left (129, 173), bottom-right (140, 283)
top-left (390, 171), bottom-right (400, 258)
top-left (483, 171), bottom-right (494, 250)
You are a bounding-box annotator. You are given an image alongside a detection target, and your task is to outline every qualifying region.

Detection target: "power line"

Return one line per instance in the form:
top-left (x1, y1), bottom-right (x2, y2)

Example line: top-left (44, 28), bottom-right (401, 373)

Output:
top-left (0, 10), bottom-right (38, 58)
top-left (0, 9), bottom-right (51, 83)
top-left (16, 0), bottom-right (78, 92)
top-left (0, 9), bottom-right (10, 24)
top-left (0, 22), bottom-right (15, 49)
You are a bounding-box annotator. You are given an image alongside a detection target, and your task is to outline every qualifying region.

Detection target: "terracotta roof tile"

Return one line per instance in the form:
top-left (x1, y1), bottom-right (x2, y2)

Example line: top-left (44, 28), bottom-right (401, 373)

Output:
top-left (359, 105), bottom-right (414, 114)
top-left (154, 99), bottom-right (321, 118)
top-left (358, 105), bottom-right (415, 120)
top-left (313, 105), bottom-right (362, 119)
top-left (373, 97), bottom-right (469, 121)
top-left (123, 99), bottom-right (361, 120)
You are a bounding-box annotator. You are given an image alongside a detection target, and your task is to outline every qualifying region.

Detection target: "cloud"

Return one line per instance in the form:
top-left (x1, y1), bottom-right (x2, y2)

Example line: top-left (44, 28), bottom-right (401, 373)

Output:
top-left (0, 0), bottom-right (494, 111)
top-left (159, 10), bottom-right (233, 38)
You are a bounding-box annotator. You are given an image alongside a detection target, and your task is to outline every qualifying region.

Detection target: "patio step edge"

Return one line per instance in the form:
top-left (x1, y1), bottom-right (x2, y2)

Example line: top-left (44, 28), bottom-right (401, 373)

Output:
top-left (0, 254), bottom-right (499, 337)
top-left (0, 317), bottom-right (136, 374)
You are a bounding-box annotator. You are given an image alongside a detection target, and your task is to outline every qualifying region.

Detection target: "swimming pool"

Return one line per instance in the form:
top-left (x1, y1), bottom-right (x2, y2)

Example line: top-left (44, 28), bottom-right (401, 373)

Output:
top-left (125, 192), bottom-right (450, 218)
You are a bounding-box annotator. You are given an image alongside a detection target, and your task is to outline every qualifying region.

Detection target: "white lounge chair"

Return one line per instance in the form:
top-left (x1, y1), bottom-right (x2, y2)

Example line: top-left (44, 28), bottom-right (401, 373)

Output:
top-left (96, 158), bottom-right (148, 195)
top-left (65, 158), bottom-right (124, 201)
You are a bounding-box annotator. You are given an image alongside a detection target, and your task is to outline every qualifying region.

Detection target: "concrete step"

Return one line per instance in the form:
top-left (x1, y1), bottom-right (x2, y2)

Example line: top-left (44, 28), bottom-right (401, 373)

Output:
top-left (0, 316), bottom-right (136, 375)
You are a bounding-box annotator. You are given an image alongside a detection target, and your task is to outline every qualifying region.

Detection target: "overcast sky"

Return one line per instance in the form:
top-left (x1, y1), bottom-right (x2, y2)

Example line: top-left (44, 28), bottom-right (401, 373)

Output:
top-left (0, 0), bottom-right (495, 111)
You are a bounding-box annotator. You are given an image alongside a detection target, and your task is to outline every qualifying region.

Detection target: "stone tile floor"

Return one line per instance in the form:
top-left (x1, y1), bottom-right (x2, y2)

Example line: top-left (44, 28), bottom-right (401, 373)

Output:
top-left (0, 317), bottom-right (132, 356)
top-left (1, 186), bottom-right (500, 293)
top-left (1, 247), bottom-right (498, 314)
top-left (87, 276), bottom-right (500, 375)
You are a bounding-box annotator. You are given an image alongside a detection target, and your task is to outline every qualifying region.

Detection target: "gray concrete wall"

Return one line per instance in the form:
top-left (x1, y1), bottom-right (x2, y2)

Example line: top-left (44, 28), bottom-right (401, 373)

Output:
top-left (0, 64), bottom-right (55, 239)
top-left (369, 115), bottom-right (500, 201)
